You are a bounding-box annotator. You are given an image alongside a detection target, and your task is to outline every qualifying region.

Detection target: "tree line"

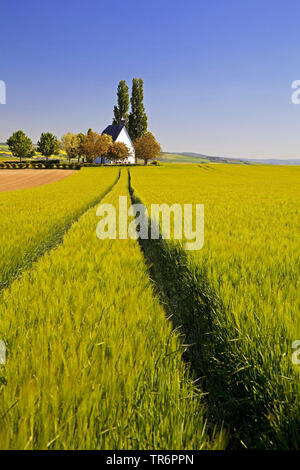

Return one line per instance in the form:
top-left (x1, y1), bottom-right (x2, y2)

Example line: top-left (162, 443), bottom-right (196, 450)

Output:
top-left (6, 78), bottom-right (161, 165)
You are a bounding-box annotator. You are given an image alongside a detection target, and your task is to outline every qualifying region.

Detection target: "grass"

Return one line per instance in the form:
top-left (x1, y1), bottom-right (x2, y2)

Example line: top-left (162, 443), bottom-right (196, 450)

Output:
top-left (159, 153), bottom-right (248, 164)
top-left (1, 162), bottom-right (299, 449)
top-left (0, 167), bottom-right (119, 291)
top-left (159, 153), bottom-right (209, 163)
top-left (0, 144), bottom-right (12, 157)
top-left (0, 144), bottom-right (9, 151)
top-left (130, 163), bottom-right (300, 448)
top-left (0, 169), bottom-right (225, 450)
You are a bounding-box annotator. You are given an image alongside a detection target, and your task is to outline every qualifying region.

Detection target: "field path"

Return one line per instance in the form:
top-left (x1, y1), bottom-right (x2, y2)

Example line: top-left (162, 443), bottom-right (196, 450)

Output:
top-left (0, 169), bottom-right (77, 192)
top-left (0, 168), bottom-right (224, 450)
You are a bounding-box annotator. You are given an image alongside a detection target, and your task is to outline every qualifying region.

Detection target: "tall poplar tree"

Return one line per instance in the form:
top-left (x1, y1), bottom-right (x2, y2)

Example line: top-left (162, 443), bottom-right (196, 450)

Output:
top-left (112, 80), bottom-right (130, 126)
top-left (128, 78), bottom-right (148, 141)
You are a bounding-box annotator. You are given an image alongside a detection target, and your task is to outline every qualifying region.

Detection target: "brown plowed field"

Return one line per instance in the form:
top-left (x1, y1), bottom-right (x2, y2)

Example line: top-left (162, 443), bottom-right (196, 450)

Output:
top-left (0, 169), bottom-right (77, 192)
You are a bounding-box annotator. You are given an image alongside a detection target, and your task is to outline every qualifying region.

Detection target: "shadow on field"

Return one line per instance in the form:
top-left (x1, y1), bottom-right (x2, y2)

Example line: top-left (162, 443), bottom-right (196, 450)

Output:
top-left (128, 170), bottom-right (285, 450)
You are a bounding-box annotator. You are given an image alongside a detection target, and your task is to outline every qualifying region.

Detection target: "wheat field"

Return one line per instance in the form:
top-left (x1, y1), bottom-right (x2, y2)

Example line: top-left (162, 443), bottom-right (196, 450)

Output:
top-left (130, 163), bottom-right (300, 448)
top-left (0, 163), bottom-right (299, 449)
top-left (0, 168), bottom-right (225, 450)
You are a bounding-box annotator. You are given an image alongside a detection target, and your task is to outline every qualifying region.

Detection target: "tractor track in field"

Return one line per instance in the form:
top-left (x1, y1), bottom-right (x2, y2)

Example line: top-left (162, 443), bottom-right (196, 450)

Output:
top-left (0, 170), bottom-right (120, 294)
top-left (127, 169), bottom-right (227, 442)
top-left (127, 169), bottom-right (279, 449)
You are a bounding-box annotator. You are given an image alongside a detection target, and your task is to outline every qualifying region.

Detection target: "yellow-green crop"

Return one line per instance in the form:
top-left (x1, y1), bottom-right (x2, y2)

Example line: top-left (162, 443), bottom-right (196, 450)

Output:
top-left (0, 168), bottom-right (118, 291)
top-left (0, 169), bottom-right (225, 450)
top-left (130, 163), bottom-right (300, 449)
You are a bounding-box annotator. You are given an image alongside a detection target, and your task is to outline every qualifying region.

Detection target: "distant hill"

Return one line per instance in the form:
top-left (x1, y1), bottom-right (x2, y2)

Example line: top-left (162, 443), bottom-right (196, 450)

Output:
top-left (161, 152), bottom-right (300, 165)
top-left (160, 152), bottom-right (248, 164)
top-left (159, 153), bottom-right (209, 163)
top-left (246, 158), bottom-right (300, 165)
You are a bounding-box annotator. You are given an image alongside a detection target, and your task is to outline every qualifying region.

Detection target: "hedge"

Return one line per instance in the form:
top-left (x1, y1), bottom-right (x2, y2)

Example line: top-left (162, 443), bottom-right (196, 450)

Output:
top-left (0, 162), bottom-right (81, 170)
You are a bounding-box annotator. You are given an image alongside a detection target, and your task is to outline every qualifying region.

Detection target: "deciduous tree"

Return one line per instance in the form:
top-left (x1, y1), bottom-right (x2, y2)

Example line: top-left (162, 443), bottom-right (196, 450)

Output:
top-left (37, 132), bottom-right (60, 161)
top-left (106, 142), bottom-right (129, 163)
top-left (61, 133), bottom-right (80, 162)
top-left (81, 132), bottom-right (112, 163)
top-left (134, 132), bottom-right (161, 165)
top-left (77, 132), bottom-right (86, 163)
top-left (7, 130), bottom-right (35, 162)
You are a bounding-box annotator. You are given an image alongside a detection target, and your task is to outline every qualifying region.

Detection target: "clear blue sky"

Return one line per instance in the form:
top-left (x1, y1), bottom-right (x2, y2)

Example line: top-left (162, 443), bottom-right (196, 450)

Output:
top-left (1, 0), bottom-right (300, 159)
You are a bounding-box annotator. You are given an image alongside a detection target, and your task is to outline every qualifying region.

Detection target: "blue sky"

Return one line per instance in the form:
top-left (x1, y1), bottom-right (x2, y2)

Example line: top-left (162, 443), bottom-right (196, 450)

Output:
top-left (1, 0), bottom-right (300, 159)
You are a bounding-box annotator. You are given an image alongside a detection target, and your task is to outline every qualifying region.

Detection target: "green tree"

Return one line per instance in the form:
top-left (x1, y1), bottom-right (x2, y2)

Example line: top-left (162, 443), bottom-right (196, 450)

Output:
top-left (61, 133), bottom-right (80, 162)
top-left (77, 132), bottom-right (86, 163)
top-left (112, 80), bottom-right (130, 126)
top-left (7, 130), bottom-right (35, 162)
top-left (128, 78), bottom-right (148, 142)
top-left (134, 132), bottom-right (161, 165)
top-left (37, 132), bottom-right (60, 161)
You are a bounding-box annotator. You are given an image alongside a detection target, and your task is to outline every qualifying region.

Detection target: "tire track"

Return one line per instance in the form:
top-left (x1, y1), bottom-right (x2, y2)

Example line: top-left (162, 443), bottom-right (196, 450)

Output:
top-left (0, 170), bottom-right (120, 294)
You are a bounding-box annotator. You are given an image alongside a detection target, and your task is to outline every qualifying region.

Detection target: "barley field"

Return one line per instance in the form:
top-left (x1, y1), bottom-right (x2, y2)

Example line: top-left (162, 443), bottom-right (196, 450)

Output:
top-left (0, 169), bottom-right (225, 450)
top-left (0, 168), bottom-right (118, 291)
top-left (0, 163), bottom-right (299, 449)
top-left (130, 164), bottom-right (300, 448)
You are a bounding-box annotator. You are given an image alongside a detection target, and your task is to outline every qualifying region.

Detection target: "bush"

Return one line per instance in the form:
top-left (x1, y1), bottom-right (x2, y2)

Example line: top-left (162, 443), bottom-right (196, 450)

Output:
top-left (0, 161), bottom-right (81, 170)
top-left (151, 160), bottom-right (161, 166)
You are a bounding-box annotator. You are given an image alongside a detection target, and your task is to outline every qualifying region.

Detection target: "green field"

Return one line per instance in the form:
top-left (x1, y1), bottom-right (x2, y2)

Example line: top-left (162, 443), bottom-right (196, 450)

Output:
top-left (159, 153), bottom-right (209, 163)
top-left (0, 168), bottom-right (119, 291)
top-left (159, 152), bottom-right (248, 164)
top-left (0, 168), bottom-right (225, 450)
top-left (130, 164), bottom-right (300, 448)
top-left (0, 143), bottom-right (12, 159)
top-left (0, 163), bottom-right (299, 449)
